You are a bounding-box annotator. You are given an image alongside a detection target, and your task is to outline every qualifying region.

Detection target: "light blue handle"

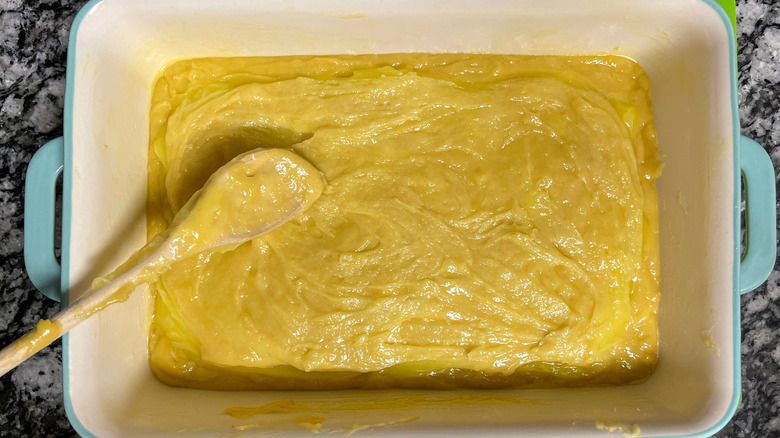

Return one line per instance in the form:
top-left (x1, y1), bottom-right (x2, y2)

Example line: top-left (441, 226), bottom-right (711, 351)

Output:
top-left (23, 137), bottom-right (64, 302)
top-left (739, 135), bottom-right (777, 294)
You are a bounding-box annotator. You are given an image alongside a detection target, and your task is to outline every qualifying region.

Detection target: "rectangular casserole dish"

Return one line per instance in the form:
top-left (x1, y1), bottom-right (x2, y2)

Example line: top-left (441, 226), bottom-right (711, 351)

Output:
top-left (21, 0), bottom-right (777, 436)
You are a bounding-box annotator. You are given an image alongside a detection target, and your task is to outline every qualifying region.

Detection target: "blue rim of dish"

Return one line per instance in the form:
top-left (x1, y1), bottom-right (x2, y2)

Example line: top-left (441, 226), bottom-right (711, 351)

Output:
top-left (59, 0), bottom-right (742, 436)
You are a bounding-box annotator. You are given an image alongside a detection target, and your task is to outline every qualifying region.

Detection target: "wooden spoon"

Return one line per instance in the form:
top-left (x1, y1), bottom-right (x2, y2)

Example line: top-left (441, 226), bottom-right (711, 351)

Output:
top-left (0, 148), bottom-right (325, 377)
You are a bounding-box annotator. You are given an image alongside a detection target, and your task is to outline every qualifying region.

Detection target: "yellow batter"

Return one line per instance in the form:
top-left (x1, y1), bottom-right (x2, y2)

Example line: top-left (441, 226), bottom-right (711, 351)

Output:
top-left (146, 54), bottom-right (661, 390)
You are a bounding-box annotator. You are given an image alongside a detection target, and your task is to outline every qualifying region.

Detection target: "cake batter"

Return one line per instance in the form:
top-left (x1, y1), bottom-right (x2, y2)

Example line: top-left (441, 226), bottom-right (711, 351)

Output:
top-left (145, 54), bottom-right (661, 389)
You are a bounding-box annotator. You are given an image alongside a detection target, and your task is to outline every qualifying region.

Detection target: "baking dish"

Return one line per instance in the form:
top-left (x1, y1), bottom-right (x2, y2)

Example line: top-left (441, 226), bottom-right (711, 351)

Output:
top-left (21, 0), bottom-right (776, 436)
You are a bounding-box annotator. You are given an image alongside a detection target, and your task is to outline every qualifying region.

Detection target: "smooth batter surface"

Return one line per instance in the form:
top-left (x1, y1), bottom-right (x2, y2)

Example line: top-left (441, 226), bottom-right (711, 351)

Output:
top-left (146, 54), bottom-right (661, 390)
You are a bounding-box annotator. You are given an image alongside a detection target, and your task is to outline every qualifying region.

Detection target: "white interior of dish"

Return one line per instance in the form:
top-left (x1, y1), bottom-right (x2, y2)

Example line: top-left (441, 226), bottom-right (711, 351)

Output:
top-left (66, 0), bottom-right (735, 436)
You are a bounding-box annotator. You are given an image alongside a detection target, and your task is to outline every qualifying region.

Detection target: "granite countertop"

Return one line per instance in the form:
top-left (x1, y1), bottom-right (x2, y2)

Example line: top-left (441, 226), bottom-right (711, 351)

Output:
top-left (0, 0), bottom-right (778, 437)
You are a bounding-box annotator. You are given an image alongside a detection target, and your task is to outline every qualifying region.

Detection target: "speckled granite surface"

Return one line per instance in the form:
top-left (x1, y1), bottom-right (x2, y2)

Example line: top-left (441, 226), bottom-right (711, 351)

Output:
top-left (0, 0), bottom-right (777, 436)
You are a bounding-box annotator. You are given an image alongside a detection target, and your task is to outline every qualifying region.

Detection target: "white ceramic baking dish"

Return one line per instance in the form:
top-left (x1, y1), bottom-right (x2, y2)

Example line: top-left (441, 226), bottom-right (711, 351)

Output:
top-left (21, 0), bottom-right (777, 436)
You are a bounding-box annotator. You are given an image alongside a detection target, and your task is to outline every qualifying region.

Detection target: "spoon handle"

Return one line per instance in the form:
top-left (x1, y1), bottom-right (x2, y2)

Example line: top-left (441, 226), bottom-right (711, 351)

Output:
top-left (0, 247), bottom-right (162, 378)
